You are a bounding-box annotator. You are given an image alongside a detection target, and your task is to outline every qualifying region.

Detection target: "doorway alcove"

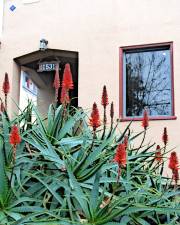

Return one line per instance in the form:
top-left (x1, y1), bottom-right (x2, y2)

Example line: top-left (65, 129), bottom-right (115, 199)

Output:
top-left (14, 49), bottom-right (78, 116)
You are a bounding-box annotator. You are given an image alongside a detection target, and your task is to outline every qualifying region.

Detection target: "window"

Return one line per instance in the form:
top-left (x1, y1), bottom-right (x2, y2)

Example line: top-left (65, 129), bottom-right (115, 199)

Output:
top-left (119, 42), bottom-right (176, 120)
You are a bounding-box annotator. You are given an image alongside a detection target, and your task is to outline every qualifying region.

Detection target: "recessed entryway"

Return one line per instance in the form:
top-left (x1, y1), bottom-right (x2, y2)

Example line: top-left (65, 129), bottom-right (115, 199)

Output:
top-left (14, 49), bottom-right (78, 117)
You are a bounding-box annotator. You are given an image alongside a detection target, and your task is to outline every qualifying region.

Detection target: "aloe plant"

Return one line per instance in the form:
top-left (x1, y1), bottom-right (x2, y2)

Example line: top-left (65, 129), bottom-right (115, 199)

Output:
top-left (0, 101), bottom-right (179, 224)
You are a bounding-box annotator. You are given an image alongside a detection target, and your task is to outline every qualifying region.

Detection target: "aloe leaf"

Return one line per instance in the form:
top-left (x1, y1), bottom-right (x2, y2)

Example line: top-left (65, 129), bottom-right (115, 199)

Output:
top-left (116, 121), bottom-right (132, 142)
top-left (57, 136), bottom-right (85, 148)
top-left (27, 173), bottom-right (63, 205)
top-left (0, 211), bottom-right (8, 224)
top-left (23, 135), bottom-right (64, 166)
top-left (95, 205), bottom-right (131, 225)
top-left (32, 105), bottom-right (47, 134)
top-left (66, 166), bottom-right (90, 218)
top-left (47, 104), bottom-right (54, 133)
top-left (4, 210), bottom-right (22, 221)
top-left (12, 212), bottom-right (53, 225)
top-left (80, 137), bottom-right (114, 172)
top-left (104, 223), bottom-right (125, 225)
top-left (90, 172), bottom-right (100, 214)
top-left (57, 110), bottom-right (85, 140)
top-left (0, 136), bottom-right (9, 206)
top-left (77, 159), bottom-right (107, 182)
top-left (1, 113), bottom-right (11, 164)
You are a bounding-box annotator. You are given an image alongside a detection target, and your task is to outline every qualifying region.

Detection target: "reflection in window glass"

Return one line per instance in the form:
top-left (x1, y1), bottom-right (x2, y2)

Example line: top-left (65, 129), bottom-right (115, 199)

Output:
top-left (124, 47), bottom-right (172, 117)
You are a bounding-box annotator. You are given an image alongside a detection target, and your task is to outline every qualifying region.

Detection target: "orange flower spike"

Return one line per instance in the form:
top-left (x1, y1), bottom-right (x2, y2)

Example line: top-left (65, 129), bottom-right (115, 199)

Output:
top-left (62, 63), bottom-right (74, 90)
top-left (169, 151), bottom-right (179, 170)
top-left (9, 125), bottom-right (21, 146)
top-left (114, 143), bottom-right (127, 168)
top-left (162, 127), bottom-right (168, 146)
top-left (155, 145), bottom-right (162, 162)
top-left (53, 65), bottom-right (60, 90)
top-left (142, 109), bottom-right (149, 130)
top-left (169, 151), bottom-right (179, 185)
top-left (9, 125), bottom-right (21, 161)
top-left (172, 169), bottom-right (179, 185)
top-left (89, 102), bottom-right (101, 131)
top-left (101, 85), bottom-right (109, 107)
top-left (2, 72), bottom-right (10, 95)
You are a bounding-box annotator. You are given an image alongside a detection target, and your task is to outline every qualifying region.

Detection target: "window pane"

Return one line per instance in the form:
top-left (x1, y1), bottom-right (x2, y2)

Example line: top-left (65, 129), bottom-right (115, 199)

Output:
top-left (124, 48), bottom-right (172, 117)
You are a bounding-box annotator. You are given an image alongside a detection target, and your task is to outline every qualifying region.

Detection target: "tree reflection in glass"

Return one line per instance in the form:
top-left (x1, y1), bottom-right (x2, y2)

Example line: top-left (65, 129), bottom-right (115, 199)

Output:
top-left (125, 48), bottom-right (172, 117)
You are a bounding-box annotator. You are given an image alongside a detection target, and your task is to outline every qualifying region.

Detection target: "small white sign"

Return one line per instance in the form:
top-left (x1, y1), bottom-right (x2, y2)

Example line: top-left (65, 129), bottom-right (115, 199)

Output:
top-left (37, 62), bottom-right (60, 72)
top-left (22, 0), bottom-right (40, 4)
top-left (22, 72), bottom-right (38, 96)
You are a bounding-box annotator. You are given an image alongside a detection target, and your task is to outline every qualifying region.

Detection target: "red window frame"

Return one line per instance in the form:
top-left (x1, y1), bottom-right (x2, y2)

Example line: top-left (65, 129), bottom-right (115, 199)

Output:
top-left (119, 42), bottom-right (176, 121)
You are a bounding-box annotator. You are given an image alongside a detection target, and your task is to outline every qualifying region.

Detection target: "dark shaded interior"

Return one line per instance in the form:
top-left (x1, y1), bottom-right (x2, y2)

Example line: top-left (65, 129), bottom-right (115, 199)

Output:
top-left (14, 49), bottom-right (78, 107)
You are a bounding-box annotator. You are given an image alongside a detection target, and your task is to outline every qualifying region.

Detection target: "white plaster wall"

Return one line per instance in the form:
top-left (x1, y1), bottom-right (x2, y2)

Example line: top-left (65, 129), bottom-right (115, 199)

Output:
top-left (0, 0), bottom-right (180, 177)
top-left (0, 0), bottom-right (4, 37)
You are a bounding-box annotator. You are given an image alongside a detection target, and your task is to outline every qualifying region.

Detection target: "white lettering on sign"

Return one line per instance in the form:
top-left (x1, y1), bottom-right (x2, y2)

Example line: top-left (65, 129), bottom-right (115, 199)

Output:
top-left (38, 62), bottom-right (58, 72)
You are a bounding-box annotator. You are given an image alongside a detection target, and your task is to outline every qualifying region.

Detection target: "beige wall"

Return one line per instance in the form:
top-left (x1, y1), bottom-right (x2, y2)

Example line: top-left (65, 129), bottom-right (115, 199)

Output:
top-left (0, 0), bottom-right (180, 177)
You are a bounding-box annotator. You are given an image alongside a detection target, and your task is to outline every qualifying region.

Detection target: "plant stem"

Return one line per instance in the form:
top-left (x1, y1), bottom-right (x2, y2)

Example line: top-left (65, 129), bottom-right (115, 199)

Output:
top-left (138, 129), bottom-right (146, 150)
top-left (5, 94), bottom-right (7, 111)
top-left (102, 106), bottom-right (107, 139)
top-left (117, 167), bottom-right (121, 183)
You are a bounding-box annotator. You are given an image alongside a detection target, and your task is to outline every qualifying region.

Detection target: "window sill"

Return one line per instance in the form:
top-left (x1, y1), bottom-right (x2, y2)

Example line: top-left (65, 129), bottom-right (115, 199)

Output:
top-left (120, 116), bottom-right (177, 122)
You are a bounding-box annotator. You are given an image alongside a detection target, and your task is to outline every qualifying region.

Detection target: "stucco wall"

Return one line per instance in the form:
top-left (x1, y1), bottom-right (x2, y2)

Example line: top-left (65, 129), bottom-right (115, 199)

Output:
top-left (0, 0), bottom-right (180, 176)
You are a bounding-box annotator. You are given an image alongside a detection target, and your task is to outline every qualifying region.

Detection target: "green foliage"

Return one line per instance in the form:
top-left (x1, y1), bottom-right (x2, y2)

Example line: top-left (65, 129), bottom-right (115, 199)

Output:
top-left (0, 102), bottom-right (179, 224)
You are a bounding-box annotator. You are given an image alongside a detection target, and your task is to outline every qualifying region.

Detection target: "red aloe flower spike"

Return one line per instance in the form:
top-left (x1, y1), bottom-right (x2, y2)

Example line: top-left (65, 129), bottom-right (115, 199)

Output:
top-left (10, 125), bottom-right (21, 146)
top-left (9, 125), bottom-right (21, 161)
top-left (2, 72), bottom-right (10, 95)
top-left (101, 85), bottom-right (109, 107)
top-left (114, 143), bottom-right (127, 168)
top-left (101, 85), bottom-right (108, 130)
top-left (155, 145), bottom-right (162, 162)
top-left (169, 151), bottom-right (179, 170)
top-left (124, 136), bottom-right (128, 149)
top-left (53, 64), bottom-right (60, 89)
top-left (169, 151), bottom-right (179, 185)
top-left (3, 73), bottom-right (10, 111)
top-left (62, 63), bottom-right (74, 90)
top-left (60, 87), bottom-right (70, 104)
top-left (89, 102), bottom-right (101, 132)
top-left (172, 169), bottom-right (179, 185)
top-left (142, 108), bottom-right (149, 130)
top-left (53, 64), bottom-right (60, 101)
top-left (162, 127), bottom-right (168, 146)
top-left (114, 143), bottom-right (126, 182)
